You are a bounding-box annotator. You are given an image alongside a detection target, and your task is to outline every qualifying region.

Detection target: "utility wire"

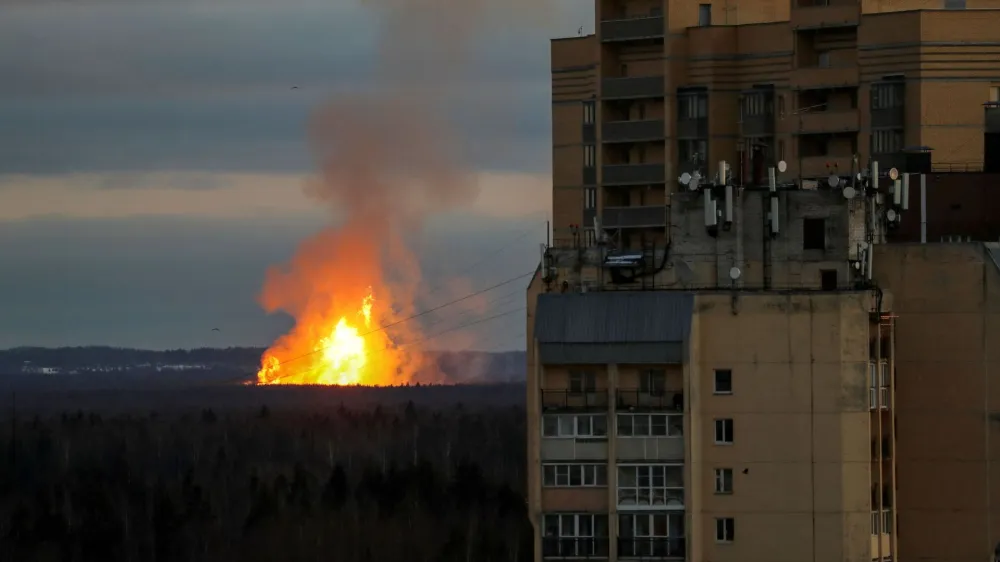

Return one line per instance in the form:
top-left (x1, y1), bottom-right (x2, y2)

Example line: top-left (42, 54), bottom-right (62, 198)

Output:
top-left (260, 269), bottom-right (534, 374)
top-left (255, 306), bottom-right (525, 385)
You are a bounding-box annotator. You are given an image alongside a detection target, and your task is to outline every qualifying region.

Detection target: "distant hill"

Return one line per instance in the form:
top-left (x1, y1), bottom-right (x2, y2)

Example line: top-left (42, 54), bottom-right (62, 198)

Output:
top-left (0, 346), bottom-right (526, 383)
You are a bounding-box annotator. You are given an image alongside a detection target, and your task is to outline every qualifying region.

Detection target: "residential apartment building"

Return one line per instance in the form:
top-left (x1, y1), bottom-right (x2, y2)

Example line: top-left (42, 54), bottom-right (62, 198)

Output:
top-left (529, 1), bottom-right (1000, 561)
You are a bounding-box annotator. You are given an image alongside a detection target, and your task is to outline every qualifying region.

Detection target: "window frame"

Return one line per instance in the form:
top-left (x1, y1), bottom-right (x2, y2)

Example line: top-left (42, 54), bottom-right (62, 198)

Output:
top-left (583, 101), bottom-right (596, 125)
top-left (713, 369), bottom-right (733, 395)
top-left (569, 370), bottom-right (597, 394)
top-left (617, 413), bottom-right (683, 438)
top-left (714, 517), bottom-right (735, 542)
top-left (542, 413), bottom-right (609, 439)
top-left (583, 144), bottom-right (596, 168)
top-left (542, 463), bottom-right (608, 488)
top-left (617, 464), bottom-right (685, 509)
top-left (714, 418), bottom-right (734, 445)
top-left (714, 468), bottom-right (733, 494)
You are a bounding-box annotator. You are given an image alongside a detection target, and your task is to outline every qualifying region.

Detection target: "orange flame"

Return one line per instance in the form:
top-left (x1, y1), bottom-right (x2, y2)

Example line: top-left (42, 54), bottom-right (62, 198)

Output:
top-left (256, 288), bottom-right (385, 386)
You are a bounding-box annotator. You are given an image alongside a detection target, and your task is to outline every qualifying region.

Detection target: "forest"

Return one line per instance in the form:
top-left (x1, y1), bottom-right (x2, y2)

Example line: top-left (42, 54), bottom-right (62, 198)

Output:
top-left (0, 394), bottom-right (531, 562)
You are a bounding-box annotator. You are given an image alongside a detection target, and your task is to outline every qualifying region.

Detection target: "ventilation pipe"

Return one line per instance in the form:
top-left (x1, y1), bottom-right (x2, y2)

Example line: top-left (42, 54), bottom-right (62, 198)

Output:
top-left (901, 174), bottom-right (910, 211)
top-left (704, 187), bottom-right (717, 228)
top-left (871, 161), bottom-right (879, 191)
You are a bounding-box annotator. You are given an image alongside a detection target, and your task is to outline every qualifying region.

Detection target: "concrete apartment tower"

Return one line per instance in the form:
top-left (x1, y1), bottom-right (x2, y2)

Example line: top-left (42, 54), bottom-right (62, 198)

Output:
top-left (526, 1), bottom-right (1000, 561)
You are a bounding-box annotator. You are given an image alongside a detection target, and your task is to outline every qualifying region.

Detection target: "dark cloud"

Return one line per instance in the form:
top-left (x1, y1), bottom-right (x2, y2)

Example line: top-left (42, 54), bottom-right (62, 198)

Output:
top-left (0, 214), bottom-right (539, 349)
top-left (0, 1), bottom-right (585, 175)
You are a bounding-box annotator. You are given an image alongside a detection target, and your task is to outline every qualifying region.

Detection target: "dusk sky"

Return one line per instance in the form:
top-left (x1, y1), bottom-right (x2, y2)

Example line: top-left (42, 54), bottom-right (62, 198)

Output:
top-left (0, 0), bottom-right (595, 351)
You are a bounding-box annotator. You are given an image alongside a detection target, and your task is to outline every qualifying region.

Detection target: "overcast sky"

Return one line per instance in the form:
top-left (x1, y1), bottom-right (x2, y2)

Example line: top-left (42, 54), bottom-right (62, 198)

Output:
top-left (0, 0), bottom-right (595, 351)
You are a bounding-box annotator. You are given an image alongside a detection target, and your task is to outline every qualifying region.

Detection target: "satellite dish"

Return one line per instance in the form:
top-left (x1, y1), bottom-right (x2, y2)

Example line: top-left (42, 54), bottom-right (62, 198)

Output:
top-left (777, 160), bottom-right (788, 173)
top-left (886, 209), bottom-right (898, 222)
top-left (679, 172), bottom-right (691, 185)
top-left (860, 241), bottom-right (870, 250)
top-left (888, 167), bottom-right (899, 181)
top-left (853, 261), bottom-right (862, 270)
top-left (827, 175), bottom-right (840, 188)
top-left (856, 172), bottom-right (863, 181)
top-left (729, 267), bottom-right (742, 280)
top-left (843, 186), bottom-right (856, 199)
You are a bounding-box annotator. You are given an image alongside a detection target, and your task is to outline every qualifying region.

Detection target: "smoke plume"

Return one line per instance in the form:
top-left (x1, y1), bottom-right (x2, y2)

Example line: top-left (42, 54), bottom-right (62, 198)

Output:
top-left (257, 0), bottom-right (552, 384)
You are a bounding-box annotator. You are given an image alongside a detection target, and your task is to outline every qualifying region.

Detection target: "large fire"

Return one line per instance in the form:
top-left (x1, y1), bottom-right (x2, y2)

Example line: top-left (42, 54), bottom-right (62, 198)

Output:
top-left (257, 291), bottom-right (376, 385)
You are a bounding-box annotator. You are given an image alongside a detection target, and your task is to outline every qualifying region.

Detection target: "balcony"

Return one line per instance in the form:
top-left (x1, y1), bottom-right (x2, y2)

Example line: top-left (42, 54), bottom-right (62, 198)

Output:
top-left (800, 155), bottom-right (855, 179)
top-left (871, 106), bottom-right (905, 129)
top-left (676, 117), bottom-right (707, 140)
top-left (618, 487), bottom-right (684, 509)
top-left (601, 16), bottom-right (665, 42)
top-left (583, 207), bottom-right (597, 228)
top-left (791, 66), bottom-right (859, 90)
top-left (602, 76), bottom-right (665, 100)
top-left (603, 119), bottom-right (666, 143)
top-left (618, 537), bottom-right (685, 559)
top-left (542, 389), bottom-right (609, 411)
top-left (602, 163), bottom-right (665, 185)
top-left (986, 104), bottom-right (1000, 133)
top-left (742, 113), bottom-right (774, 137)
top-left (542, 537), bottom-right (610, 559)
top-left (791, 3), bottom-right (859, 30)
top-left (796, 109), bottom-right (859, 134)
top-left (617, 389), bottom-right (683, 412)
top-left (602, 206), bottom-right (667, 229)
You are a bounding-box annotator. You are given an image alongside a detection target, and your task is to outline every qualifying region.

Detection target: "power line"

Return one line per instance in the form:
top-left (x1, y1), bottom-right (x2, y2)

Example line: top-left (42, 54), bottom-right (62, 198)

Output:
top-left (255, 306), bottom-right (526, 385)
top-left (257, 269), bottom-right (535, 376)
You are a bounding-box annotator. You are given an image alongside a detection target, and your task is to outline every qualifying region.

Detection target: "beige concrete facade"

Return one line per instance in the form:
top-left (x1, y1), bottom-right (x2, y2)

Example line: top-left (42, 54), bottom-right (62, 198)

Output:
top-left (532, 2), bottom-right (1000, 561)
top-left (551, 1), bottom-right (1000, 247)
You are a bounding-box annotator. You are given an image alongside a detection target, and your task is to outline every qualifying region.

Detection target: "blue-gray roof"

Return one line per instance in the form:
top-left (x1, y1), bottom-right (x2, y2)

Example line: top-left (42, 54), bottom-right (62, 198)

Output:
top-left (534, 291), bottom-right (694, 344)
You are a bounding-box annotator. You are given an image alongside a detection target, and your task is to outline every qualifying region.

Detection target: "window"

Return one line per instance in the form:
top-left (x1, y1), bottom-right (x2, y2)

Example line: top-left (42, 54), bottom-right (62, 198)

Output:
top-left (714, 418), bottom-right (734, 444)
top-left (679, 139), bottom-right (707, 166)
top-left (715, 517), bottom-right (735, 542)
top-left (872, 82), bottom-right (904, 110)
top-left (569, 370), bottom-right (597, 393)
top-left (713, 369), bottom-right (732, 394)
top-left (803, 217), bottom-right (826, 251)
top-left (584, 145), bottom-right (596, 168)
top-left (698, 3), bottom-right (712, 26)
top-left (872, 129), bottom-right (903, 154)
top-left (617, 465), bottom-right (685, 508)
top-left (714, 468), bottom-right (733, 494)
top-left (584, 228), bottom-right (597, 247)
top-left (944, 0), bottom-right (966, 9)
top-left (639, 369), bottom-right (667, 395)
top-left (619, 513), bottom-right (685, 557)
top-left (820, 269), bottom-right (838, 290)
top-left (777, 139), bottom-right (786, 161)
top-left (817, 51), bottom-right (830, 68)
top-left (584, 187), bottom-right (597, 210)
top-left (543, 464), bottom-right (608, 487)
top-left (583, 101), bottom-right (596, 125)
top-left (542, 414), bottom-right (608, 438)
top-left (617, 413), bottom-right (683, 437)
top-left (991, 86), bottom-right (1000, 103)
top-left (678, 94), bottom-right (707, 120)
top-left (542, 514), bottom-right (609, 558)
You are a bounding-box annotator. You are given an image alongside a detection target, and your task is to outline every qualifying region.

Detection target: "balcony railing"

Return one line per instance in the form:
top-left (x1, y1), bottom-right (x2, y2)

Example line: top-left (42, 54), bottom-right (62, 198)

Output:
top-left (871, 106), bottom-right (904, 129)
top-left (742, 113), bottom-right (774, 136)
top-left (618, 537), bottom-right (686, 559)
top-left (602, 76), bottom-right (665, 100)
top-left (618, 487), bottom-right (685, 508)
top-left (542, 537), bottom-right (610, 559)
top-left (603, 119), bottom-right (666, 143)
top-left (676, 117), bottom-right (707, 140)
top-left (617, 389), bottom-right (684, 412)
top-left (797, 110), bottom-right (859, 134)
top-left (542, 389), bottom-right (609, 411)
top-left (791, 66), bottom-right (859, 90)
top-left (799, 155), bottom-right (855, 179)
top-left (602, 163), bottom-right (665, 185)
top-left (790, 3), bottom-right (859, 29)
top-left (602, 206), bottom-right (667, 229)
top-left (601, 16), bottom-right (665, 42)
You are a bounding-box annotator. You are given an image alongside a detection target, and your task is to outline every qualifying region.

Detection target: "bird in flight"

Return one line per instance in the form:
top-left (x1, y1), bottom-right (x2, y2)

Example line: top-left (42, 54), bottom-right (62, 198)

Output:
top-left (211, 328), bottom-right (221, 332)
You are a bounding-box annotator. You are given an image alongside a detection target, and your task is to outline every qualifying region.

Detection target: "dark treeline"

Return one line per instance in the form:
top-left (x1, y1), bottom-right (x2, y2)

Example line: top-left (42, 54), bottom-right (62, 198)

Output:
top-left (0, 347), bottom-right (527, 383)
top-left (0, 401), bottom-right (531, 562)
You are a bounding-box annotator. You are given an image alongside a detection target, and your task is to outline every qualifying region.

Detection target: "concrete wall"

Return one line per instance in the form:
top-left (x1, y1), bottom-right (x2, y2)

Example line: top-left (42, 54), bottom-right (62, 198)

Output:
top-left (874, 243), bottom-right (1000, 562)
top-left (690, 291), bottom-right (875, 562)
